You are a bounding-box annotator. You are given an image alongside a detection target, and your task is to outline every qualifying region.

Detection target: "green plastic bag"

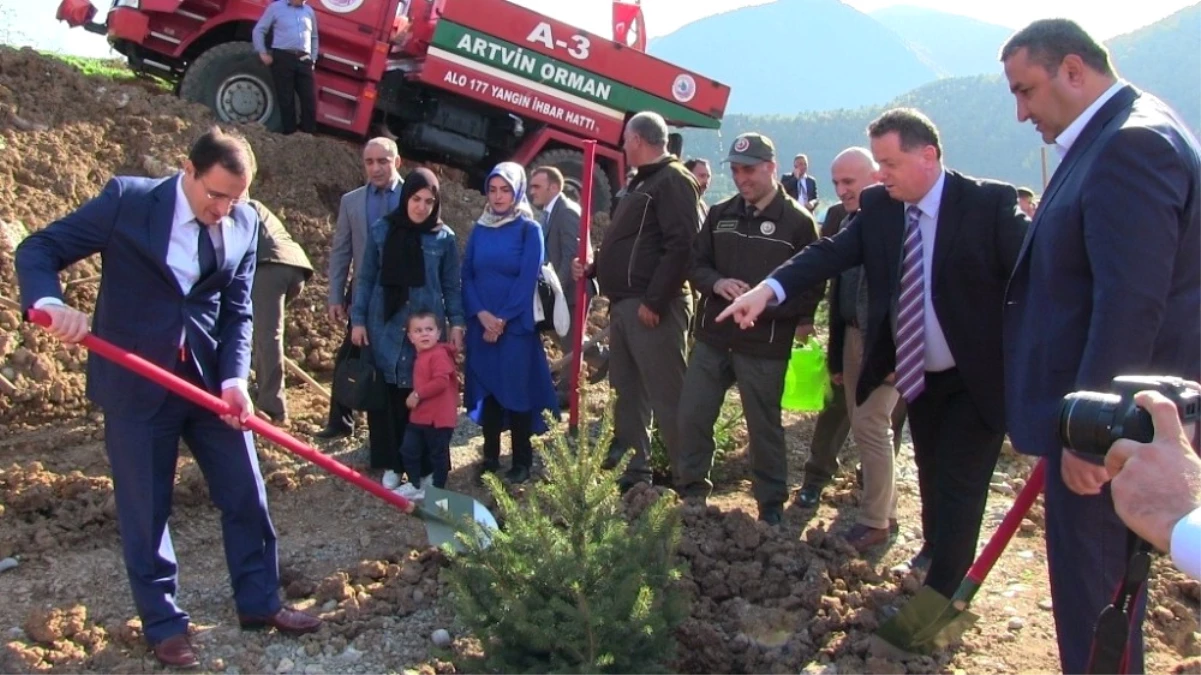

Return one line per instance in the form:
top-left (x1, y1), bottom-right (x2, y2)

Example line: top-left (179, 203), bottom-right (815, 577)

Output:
top-left (781, 337), bottom-right (832, 412)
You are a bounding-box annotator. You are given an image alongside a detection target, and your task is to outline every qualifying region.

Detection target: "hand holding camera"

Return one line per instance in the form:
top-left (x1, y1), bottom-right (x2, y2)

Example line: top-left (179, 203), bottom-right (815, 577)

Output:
top-left (1059, 376), bottom-right (1201, 572)
top-left (1104, 387), bottom-right (1201, 553)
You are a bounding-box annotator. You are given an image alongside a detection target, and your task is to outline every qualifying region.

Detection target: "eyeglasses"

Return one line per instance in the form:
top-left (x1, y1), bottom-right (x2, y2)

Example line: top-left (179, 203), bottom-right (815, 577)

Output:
top-left (196, 173), bottom-right (249, 206)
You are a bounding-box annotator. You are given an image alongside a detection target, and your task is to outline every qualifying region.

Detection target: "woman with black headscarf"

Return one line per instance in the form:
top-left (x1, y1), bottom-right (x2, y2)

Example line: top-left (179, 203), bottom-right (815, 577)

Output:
top-left (351, 167), bottom-right (465, 494)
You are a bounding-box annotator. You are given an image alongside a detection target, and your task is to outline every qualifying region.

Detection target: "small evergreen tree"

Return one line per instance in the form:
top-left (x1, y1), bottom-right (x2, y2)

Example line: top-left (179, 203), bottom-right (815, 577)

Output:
top-left (445, 406), bottom-right (687, 673)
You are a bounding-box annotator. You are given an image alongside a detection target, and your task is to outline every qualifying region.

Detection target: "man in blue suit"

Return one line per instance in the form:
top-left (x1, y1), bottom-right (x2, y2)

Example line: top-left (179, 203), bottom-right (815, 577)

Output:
top-left (15, 128), bottom-right (321, 668)
top-left (1001, 20), bottom-right (1200, 673)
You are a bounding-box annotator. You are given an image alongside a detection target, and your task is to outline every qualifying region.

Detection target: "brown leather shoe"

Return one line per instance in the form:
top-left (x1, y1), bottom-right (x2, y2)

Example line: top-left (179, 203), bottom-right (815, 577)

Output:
top-left (152, 634), bottom-right (200, 669)
top-left (844, 523), bottom-right (889, 553)
top-left (238, 607), bottom-right (322, 635)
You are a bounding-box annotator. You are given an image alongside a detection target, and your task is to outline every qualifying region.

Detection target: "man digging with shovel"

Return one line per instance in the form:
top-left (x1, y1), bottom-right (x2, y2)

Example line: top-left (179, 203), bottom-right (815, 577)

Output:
top-left (15, 127), bottom-right (321, 668)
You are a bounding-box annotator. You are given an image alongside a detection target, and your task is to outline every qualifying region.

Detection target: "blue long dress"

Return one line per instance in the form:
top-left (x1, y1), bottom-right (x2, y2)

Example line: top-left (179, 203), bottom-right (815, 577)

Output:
top-left (461, 216), bottom-right (559, 432)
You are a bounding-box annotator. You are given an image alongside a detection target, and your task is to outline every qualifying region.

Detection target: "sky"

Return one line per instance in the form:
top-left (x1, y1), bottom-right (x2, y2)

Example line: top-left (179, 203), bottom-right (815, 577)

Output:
top-left (0, 0), bottom-right (1194, 59)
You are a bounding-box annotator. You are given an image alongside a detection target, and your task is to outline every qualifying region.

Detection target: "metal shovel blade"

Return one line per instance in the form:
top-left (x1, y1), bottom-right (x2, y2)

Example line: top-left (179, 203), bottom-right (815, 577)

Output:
top-left (418, 484), bottom-right (499, 552)
top-left (873, 460), bottom-right (1047, 657)
top-left (873, 589), bottom-right (981, 656)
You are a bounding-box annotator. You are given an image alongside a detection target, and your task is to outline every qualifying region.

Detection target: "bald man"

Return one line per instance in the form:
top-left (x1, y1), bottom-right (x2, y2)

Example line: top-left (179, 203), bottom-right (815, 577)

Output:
top-left (802, 149), bottom-right (903, 514)
top-left (807, 148), bottom-right (907, 552)
top-left (320, 139), bottom-right (403, 457)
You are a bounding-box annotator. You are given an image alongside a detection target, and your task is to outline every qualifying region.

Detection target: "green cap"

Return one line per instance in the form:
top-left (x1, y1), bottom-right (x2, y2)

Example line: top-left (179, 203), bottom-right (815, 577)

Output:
top-left (724, 132), bottom-right (776, 165)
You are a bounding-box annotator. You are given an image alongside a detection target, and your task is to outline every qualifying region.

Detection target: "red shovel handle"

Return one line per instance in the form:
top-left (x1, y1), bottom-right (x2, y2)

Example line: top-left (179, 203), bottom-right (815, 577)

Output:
top-left (26, 308), bottom-right (415, 513)
top-left (965, 457), bottom-right (1046, 585)
top-left (569, 140), bottom-right (598, 430)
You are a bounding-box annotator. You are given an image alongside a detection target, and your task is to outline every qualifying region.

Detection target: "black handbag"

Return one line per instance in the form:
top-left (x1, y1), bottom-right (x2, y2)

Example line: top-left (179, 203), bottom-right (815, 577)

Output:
top-left (332, 342), bottom-right (387, 411)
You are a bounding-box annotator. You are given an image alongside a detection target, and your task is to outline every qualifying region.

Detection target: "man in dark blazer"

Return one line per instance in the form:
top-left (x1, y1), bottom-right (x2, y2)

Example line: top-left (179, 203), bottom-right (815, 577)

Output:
top-left (529, 165), bottom-right (594, 403)
top-left (781, 153), bottom-right (818, 212)
top-left (719, 108), bottom-right (1028, 597)
top-left (15, 128), bottom-right (321, 668)
top-left (1001, 19), bottom-right (1200, 673)
top-left (320, 137), bottom-right (405, 443)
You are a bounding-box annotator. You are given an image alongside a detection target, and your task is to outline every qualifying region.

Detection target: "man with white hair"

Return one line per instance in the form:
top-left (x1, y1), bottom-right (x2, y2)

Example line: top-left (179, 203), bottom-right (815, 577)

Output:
top-left (573, 111), bottom-right (702, 490)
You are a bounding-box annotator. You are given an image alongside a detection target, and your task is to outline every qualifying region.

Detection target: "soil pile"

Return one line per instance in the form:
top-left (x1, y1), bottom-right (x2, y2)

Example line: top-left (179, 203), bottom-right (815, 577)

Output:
top-left (0, 45), bottom-right (486, 429)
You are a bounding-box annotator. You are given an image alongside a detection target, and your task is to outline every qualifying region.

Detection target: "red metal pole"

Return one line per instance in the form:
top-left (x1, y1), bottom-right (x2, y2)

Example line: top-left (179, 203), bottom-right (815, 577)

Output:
top-left (25, 308), bottom-right (417, 513)
top-left (569, 141), bottom-right (597, 431)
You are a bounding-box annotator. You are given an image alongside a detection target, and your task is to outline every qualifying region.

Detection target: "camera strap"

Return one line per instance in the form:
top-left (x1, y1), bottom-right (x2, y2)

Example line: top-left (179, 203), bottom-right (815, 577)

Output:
top-left (1086, 530), bottom-right (1153, 675)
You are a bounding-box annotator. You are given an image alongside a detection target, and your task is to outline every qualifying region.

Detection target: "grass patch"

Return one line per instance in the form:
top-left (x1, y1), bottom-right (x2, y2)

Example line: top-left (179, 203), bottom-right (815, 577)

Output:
top-left (41, 51), bottom-right (171, 90)
top-left (45, 52), bottom-right (136, 80)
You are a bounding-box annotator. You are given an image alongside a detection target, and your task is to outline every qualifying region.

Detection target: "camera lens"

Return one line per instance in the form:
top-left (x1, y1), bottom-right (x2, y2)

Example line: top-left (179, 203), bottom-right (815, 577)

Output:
top-left (1059, 391), bottom-right (1121, 455)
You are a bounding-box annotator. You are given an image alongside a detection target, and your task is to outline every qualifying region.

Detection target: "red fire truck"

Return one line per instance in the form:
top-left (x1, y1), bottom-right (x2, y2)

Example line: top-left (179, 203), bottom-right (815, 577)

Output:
top-left (56, 0), bottom-right (731, 209)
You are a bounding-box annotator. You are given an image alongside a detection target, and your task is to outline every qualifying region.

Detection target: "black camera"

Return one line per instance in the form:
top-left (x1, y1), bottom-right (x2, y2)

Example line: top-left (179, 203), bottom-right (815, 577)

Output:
top-left (1059, 375), bottom-right (1200, 456)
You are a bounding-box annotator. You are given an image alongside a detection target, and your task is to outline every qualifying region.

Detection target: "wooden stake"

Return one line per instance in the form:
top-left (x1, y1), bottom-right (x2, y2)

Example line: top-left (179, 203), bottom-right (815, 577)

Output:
top-left (285, 357), bottom-right (331, 400)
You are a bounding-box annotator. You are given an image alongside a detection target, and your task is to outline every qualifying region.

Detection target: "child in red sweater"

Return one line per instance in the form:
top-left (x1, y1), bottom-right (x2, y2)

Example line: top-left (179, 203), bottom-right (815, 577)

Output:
top-left (399, 312), bottom-right (459, 500)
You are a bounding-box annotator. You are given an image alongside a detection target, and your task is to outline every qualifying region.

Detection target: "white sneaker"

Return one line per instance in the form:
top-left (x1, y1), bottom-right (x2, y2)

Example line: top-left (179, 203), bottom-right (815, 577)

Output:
top-left (382, 470), bottom-right (400, 490)
top-left (421, 474), bottom-right (434, 489)
top-left (393, 482), bottom-right (422, 500)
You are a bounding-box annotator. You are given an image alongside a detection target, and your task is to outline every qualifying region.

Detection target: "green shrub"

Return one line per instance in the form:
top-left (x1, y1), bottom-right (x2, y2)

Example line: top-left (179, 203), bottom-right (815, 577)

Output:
top-left (444, 408), bottom-right (687, 673)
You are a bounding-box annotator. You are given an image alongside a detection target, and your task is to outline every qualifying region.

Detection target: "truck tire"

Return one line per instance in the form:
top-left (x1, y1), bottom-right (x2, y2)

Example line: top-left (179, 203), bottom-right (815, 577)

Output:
top-left (529, 148), bottom-right (613, 215)
top-left (180, 42), bottom-right (283, 131)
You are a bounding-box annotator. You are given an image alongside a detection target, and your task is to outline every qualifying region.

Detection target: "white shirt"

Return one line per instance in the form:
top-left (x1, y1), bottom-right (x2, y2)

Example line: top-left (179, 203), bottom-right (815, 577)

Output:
top-left (1055, 80), bottom-right (1126, 158)
top-left (796, 174), bottom-right (811, 201)
top-left (170, 173), bottom-right (227, 297)
top-left (170, 176), bottom-right (245, 394)
top-left (904, 170), bottom-right (955, 372)
top-left (1171, 506), bottom-right (1201, 580)
top-left (542, 192), bottom-right (562, 224)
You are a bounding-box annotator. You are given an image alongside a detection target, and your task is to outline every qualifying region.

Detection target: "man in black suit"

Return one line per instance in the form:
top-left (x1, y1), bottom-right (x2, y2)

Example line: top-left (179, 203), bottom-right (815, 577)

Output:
top-left (529, 165), bottom-right (594, 404)
top-left (781, 154), bottom-right (818, 212)
top-left (1001, 19), bottom-right (1200, 673)
top-left (719, 108), bottom-right (1028, 596)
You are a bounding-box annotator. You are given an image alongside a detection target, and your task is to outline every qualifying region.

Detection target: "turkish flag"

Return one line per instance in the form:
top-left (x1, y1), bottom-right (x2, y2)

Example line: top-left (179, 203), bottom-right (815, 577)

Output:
top-left (612, 0), bottom-right (646, 51)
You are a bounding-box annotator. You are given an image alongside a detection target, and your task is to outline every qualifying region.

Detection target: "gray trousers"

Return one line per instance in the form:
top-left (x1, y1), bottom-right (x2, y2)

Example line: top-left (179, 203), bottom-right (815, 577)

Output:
top-left (676, 340), bottom-right (790, 507)
top-left (251, 263), bottom-right (307, 418)
top-left (609, 296), bottom-right (691, 481)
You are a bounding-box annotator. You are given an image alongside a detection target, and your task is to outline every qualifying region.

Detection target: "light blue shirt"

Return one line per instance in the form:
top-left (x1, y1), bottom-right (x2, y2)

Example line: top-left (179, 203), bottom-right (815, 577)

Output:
top-left (253, 1), bottom-right (319, 58)
top-left (366, 177), bottom-right (403, 228)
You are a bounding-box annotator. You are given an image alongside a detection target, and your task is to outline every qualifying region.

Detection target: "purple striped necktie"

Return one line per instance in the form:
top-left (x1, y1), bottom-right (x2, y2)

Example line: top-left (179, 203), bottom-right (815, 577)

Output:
top-left (895, 205), bottom-right (926, 402)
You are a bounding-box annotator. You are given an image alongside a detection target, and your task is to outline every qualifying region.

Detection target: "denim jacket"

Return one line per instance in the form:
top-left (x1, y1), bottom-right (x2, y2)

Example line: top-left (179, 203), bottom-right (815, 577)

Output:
top-left (350, 219), bottom-right (465, 387)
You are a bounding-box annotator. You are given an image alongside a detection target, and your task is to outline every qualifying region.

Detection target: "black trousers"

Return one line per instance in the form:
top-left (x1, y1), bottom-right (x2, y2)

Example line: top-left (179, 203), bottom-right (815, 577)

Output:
top-left (374, 383), bottom-right (436, 481)
top-left (270, 49), bottom-right (316, 134)
top-left (907, 368), bottom-right (1004, 597)
top-left (480, 396), bottom-right (533, 469)
top-left (325, 318), bottom-right (356, 433)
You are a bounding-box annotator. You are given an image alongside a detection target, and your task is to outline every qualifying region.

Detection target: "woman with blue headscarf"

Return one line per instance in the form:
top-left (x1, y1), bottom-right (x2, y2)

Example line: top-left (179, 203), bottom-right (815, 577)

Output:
top-left (461, 162), bottom-right (559, 484)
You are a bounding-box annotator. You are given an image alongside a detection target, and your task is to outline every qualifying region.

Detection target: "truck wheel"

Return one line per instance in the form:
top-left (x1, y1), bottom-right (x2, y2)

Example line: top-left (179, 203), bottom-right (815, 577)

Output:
top-left (529, 149), bottom-right (613, 215)
top-left (180, 42), bottom-right (282, 130)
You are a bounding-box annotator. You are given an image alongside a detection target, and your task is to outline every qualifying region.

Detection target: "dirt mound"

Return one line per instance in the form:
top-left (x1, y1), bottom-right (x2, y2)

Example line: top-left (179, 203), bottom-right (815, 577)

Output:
top-left (613, 484), bottom-right (944, 674)
top-left (0, 461), bottom-right (115, 559)
top-left (0, 45), bottom-right (487, 428)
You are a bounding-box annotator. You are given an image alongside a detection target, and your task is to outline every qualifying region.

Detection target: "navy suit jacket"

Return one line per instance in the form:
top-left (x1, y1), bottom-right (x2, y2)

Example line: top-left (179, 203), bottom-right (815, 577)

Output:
top-left (770, 172), bottom-right (1028, 432)
top-left (1004, 85), bottom-right (1201, 457)
top-left (783, 174), bottom-right (818, 204)
top-left (15, 175), bottom-right (259, 420)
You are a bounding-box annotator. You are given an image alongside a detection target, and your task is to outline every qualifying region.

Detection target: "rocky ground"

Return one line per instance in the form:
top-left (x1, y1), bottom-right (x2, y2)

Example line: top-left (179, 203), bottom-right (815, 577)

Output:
top-left (0, 45), bottom-right (1198, 674)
